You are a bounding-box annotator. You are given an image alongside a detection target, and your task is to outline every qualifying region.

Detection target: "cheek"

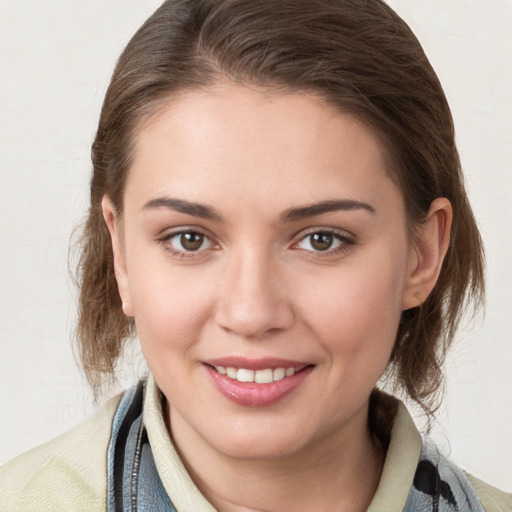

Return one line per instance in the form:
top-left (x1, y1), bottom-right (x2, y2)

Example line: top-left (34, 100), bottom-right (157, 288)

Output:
top-left (125, 250), bottom-right (216, 353)
top-left (294, 248), bottom-right (407, 358)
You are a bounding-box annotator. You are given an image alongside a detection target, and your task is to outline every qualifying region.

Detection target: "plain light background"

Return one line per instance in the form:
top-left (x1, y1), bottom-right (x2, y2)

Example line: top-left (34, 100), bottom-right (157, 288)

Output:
top-left (1, 0), bottom-right (511, 491)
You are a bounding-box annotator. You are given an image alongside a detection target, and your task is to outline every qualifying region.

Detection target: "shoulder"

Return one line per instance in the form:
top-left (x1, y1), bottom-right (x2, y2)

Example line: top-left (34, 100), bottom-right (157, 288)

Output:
top-left (0, 393), bottom-right (122, 512)
top-left (465, 472), bottom-right (512, 512)
top-left (368, 392), bottom-right (512, 512)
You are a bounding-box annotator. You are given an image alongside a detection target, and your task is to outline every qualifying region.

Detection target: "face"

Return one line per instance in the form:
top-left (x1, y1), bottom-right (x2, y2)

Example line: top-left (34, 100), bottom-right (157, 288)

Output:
top-left (108, 83), bottom-right (420, 461)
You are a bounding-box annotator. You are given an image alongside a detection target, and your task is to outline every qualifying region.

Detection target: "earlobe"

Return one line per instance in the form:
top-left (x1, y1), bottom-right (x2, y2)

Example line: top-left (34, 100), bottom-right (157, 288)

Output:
top-left (402, 198), bottom-right (453, 310)
top-left (101, 195), bottom-right (134, 318)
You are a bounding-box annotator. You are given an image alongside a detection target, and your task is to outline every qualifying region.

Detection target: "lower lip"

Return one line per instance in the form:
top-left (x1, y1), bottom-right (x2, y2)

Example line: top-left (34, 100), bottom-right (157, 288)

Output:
top-left (205, 365), bottom-right (314, 407)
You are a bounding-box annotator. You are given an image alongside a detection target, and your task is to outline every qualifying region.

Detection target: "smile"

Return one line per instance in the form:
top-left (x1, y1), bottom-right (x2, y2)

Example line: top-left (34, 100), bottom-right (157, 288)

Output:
top-left (212, 366), bottom-right (297, 384)
top-left (205, 360), bottom-right (314, 407)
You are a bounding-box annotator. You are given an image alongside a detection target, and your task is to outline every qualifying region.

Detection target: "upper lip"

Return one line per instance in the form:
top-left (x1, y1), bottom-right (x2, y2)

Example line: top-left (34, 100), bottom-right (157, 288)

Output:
top-left (204, 357), bottom-right (312, 371)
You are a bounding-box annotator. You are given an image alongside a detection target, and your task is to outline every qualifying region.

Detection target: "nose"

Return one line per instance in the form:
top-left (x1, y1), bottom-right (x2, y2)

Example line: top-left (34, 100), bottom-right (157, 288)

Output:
top-left (214, 249), bottom-right (295, 340)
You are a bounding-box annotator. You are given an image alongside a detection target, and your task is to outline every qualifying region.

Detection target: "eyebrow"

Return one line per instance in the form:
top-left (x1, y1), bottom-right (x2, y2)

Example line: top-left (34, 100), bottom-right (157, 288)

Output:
top-left (143, 197), bottom-right (222, 221)
top-left (280, 199), bottom-right (376, 222)
top-left (143, 197), bottom-right (375, 223)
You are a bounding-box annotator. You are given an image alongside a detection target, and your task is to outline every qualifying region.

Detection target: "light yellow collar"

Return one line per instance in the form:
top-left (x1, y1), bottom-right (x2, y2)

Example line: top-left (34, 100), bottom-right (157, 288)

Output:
top-left (368, 400), bottom-right (422, 511)
top-left (144, 373), bottom-right (216, 512)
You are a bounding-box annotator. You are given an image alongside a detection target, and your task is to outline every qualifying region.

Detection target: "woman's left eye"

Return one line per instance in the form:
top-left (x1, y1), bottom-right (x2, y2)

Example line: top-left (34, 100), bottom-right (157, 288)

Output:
top-left (164, 231), bottom-right (214, 254)
top-left (294, 231), bottom-right (350, 253)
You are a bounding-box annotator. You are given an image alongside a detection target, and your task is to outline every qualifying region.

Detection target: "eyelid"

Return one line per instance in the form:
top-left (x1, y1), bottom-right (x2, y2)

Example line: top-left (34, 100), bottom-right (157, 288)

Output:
top-left (292, 226), bottom-right (355, 243)
top-left (158, 225), bottom-right (215, 242)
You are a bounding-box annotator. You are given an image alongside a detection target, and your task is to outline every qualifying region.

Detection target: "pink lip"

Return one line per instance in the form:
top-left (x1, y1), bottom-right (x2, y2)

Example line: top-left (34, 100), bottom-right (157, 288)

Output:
top-left (204, 362), bottom-right (314, 407)
top-left (205, 356), bottom-right (310, 371)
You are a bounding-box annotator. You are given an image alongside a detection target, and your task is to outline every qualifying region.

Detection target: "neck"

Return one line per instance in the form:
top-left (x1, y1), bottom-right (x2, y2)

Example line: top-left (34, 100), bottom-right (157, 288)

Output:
top-left (167, 400), bottom-right (385, 512)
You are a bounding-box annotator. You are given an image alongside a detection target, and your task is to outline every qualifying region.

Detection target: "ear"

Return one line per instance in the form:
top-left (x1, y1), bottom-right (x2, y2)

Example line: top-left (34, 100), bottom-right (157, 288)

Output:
top-left (101, 195), bottom-right (134, 317)
top-left (402, 198), bottom-right (453, 310)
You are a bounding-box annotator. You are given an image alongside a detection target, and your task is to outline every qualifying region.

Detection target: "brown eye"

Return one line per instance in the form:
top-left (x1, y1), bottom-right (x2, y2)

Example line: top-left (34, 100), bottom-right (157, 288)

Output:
top-left (295, 231), bottom-right (349, 254)
top-left (310, 233), bottom-right (334, 251)
top-left (166, 231), bottom-right (213, 254)
top-left (179, 232), bottom-right (205, 251)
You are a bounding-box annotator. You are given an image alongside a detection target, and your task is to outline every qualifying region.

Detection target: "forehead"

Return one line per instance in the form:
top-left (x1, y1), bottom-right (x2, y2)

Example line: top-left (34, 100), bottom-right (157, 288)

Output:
top-left (126, 83), bottom-right (402, 218)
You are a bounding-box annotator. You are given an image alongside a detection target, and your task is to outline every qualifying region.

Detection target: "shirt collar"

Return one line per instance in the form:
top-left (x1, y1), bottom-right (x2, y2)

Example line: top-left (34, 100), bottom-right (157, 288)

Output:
top-left (368, 397), bottom-right (422, 510)
top-left (144, 373), bottom-right (216, 512)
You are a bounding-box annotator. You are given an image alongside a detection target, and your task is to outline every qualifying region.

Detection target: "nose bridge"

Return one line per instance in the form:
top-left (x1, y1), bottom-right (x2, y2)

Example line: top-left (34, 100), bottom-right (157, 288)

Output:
top-left (215, 245), bottom-right (293, 339)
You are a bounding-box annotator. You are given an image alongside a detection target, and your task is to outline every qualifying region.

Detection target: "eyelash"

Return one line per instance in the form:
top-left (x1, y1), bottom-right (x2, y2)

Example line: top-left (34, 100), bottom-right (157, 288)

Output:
top-left (158, 228), bottom-right (354, 259)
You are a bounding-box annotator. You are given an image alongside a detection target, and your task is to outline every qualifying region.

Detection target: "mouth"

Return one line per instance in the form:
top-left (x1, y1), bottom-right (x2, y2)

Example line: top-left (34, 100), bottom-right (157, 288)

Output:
top-left (204, 359), bottom-right (315, 407)
top-left (208, 365), bottom-right (306, 384)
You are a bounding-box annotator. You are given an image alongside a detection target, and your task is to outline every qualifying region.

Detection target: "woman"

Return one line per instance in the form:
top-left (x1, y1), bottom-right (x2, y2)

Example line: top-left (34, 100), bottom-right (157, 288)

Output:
top-left (1, 0), bottom-right (510, 510)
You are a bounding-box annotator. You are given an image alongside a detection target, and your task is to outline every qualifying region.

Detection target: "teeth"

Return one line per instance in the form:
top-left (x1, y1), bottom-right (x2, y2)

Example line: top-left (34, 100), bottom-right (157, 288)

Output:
top-left (255, 369), bottom-right (273, 384)
top-left (237, 369), bottom-right (254, 382)
top-left (273, 367), bottom-right (285, 381)
top-left (213, 365), bottom-right (297, 383)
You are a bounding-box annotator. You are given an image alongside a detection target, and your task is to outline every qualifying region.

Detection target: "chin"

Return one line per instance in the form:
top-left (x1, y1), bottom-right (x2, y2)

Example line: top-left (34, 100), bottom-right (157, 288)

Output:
top-left (204, 421), bottom-right (315, 461)
top-left (218, 438), bottom-right (305, 461)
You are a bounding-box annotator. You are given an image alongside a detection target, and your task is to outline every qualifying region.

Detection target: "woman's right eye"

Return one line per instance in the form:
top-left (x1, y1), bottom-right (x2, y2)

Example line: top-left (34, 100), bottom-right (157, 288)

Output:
top-left (163, 231), bottom-right (215, 255)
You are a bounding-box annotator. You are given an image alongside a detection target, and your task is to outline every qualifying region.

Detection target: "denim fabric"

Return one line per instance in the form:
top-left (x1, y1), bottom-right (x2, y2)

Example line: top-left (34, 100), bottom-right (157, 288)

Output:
top-left (107, 382), bottom-right (176, 512)
top-left (107, 384), bottom-right (138, 512)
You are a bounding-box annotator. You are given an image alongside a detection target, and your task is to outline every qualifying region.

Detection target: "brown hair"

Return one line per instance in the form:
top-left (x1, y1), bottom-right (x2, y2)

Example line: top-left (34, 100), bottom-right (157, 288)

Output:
top-left (75, 0), bottom-right (484, 416)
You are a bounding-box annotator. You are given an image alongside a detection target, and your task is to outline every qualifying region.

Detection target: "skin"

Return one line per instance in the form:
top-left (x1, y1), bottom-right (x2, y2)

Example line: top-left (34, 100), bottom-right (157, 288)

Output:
top-left (103, 82), bottom-right (452, 511)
